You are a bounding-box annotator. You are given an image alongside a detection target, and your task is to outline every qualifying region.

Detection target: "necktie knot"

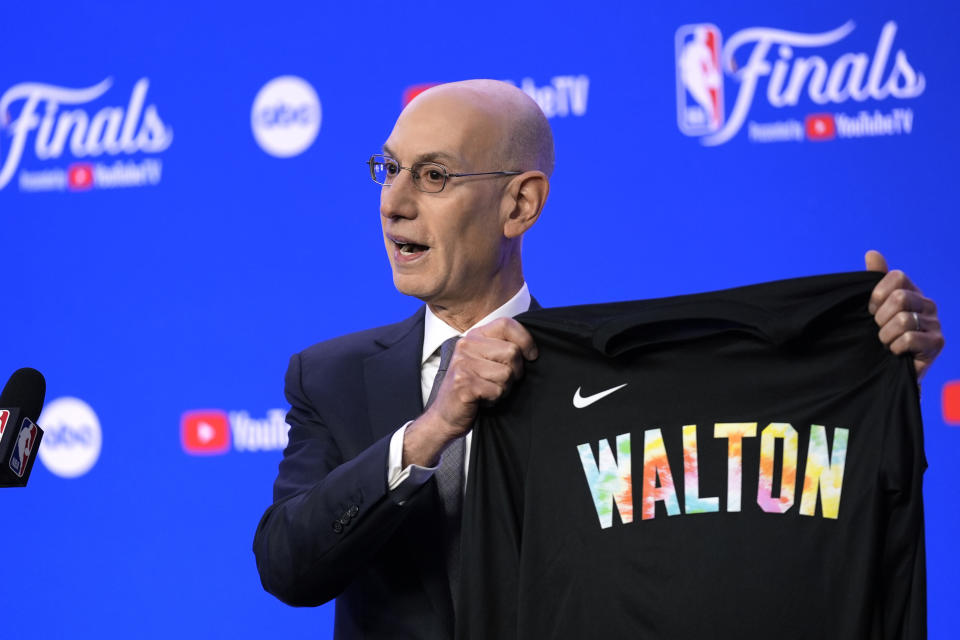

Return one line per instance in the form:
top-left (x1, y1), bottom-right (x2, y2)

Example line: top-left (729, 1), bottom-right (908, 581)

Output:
top-left (425, 336), bottom-right (460, 411)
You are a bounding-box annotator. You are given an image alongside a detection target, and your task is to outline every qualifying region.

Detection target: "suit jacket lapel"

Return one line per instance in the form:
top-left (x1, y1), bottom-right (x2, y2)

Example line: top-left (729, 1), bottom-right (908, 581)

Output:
top-left (358, 296), bottom-right (543, 634)
top-left (363, 307), bottom-right (425, 443)
top-left (362, 306), bottom-right (456, 631)
top-left (361, 296), bottom-right (541, 451)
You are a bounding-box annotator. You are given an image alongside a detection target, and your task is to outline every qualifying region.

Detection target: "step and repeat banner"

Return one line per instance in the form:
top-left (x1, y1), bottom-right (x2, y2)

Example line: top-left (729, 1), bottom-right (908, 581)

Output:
top-left (2, 2), bottom-right (957, 637)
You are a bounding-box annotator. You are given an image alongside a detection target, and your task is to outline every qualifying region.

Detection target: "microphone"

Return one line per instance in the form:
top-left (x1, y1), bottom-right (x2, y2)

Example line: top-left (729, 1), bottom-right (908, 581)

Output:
top-left (0, 368), bottom-right (46, 487)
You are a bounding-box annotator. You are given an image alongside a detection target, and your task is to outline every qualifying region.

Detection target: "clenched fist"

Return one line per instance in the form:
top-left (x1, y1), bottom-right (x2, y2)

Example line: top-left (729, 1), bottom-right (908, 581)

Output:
top-left (403, 317), bottom-right (538, 467)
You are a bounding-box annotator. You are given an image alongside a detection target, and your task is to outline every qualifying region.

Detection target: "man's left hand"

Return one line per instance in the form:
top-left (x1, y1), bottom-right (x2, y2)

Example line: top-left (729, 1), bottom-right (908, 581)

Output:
top-left (866, 250), bottom-right (945, 380)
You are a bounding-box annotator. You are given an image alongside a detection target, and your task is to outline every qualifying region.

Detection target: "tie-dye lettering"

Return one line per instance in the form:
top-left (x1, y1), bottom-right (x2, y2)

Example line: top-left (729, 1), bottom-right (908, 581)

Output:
top-left (577, 433), bottom-right (633, 529)
top-left (799, 425), bottom-right (849, 519)
top-left (578, 423), bottom-right (849, 529)
top-left (641, 428), bottom-right (681, 519)
top-left (713, 422), bottom-right (758, 512)
top-left (757, 422), bottom-right (798, 513)
top-left (682, 425), bottom-right (719, 514)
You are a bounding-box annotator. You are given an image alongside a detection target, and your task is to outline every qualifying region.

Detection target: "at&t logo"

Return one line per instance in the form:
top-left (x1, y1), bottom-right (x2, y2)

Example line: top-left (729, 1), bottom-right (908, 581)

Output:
top-left (251, 76), bottom-right (321, 158)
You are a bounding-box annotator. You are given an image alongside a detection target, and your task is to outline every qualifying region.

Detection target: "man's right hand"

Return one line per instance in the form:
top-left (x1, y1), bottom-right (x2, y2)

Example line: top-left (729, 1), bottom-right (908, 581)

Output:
top-left (402, 317), bottom-right (538, 468)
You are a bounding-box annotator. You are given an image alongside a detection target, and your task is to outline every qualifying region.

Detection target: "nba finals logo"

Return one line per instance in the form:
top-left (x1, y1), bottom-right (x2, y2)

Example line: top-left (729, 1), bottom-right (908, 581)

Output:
top-left (0, 77), bottom-right (172, 192)
top-left (675, 21), bottom-right (926, 146)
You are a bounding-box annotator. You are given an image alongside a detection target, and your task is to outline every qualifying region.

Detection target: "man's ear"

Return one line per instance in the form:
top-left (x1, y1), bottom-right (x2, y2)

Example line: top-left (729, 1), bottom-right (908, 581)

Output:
top-left (502, 171), bottom-right (550, 239)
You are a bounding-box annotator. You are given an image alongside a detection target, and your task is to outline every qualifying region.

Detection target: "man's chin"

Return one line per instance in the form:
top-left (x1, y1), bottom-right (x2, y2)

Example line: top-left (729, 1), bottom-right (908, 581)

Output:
top-left (392, 272), bottom-right (438, 302)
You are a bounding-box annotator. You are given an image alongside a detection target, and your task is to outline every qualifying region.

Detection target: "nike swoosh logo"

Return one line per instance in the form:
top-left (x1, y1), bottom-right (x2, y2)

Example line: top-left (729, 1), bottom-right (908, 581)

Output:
top-left (573, 383), bottom-right (628, 409)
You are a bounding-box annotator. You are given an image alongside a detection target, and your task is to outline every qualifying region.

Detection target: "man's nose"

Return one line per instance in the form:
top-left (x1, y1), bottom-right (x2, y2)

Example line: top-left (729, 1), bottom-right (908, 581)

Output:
top-left (380, 169), bottom-right (419, 220)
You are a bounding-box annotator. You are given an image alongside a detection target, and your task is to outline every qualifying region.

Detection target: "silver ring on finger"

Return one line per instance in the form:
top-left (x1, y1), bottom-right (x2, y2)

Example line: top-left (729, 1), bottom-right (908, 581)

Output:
top-left (912, 311), bottom-right (921, 332)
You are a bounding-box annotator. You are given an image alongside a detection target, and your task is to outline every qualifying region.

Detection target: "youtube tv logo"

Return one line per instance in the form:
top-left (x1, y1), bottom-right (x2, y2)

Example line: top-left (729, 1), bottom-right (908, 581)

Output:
top-left (943, 381), bottom-right (960, 426)
top-left (181, 410), bottom-right (231, 455)
top-left (805, 113), bottom-right (836, 141)
top-left (68, 163), bottom-right (94, 191)
top-left (402, 83), bottom-right (440, 107)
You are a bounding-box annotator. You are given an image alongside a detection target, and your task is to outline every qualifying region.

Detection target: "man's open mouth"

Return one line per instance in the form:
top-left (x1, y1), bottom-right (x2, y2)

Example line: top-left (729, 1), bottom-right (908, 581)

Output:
top-left (391, 236), bottom-right (430, 256)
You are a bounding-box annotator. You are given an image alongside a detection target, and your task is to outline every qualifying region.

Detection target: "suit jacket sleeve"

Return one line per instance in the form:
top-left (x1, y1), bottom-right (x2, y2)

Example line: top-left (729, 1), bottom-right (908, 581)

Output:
top-left (252, 350), bottom-right (423, 607)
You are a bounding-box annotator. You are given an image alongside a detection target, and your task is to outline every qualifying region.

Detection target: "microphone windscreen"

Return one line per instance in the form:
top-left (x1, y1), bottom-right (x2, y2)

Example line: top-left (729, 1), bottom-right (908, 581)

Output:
top-left (0, 368), bottom-right (46, 423)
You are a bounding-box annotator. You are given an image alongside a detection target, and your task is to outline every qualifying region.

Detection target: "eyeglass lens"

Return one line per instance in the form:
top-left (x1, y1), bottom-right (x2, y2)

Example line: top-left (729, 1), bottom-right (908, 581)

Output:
top-left (370, 155), bottom-right (448, 193)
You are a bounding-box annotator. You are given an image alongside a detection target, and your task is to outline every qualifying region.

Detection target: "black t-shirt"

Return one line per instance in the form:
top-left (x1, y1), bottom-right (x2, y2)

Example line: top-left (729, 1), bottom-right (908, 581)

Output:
top-left (458, 272), bottom-right (926, 640)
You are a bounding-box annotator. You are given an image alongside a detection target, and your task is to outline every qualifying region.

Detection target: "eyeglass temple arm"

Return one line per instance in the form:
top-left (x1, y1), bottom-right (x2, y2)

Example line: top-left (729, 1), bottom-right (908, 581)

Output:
top-left (446, 170), bottom-right (523, 177)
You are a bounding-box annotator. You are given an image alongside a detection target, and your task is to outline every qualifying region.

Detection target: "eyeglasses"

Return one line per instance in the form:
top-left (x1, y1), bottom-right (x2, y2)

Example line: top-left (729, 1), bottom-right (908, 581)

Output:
top-left (367, 154), bottom-right (522, 193)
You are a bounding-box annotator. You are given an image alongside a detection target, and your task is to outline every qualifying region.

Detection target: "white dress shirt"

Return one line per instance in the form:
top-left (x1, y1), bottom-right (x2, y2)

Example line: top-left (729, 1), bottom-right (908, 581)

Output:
top-left (387, 283), bottom-right (532, 499)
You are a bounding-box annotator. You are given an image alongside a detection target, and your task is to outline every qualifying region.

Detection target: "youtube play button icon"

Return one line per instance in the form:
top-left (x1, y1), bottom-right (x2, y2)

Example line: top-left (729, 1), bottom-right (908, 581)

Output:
top-left (181, 410), bottom-right (231, 455)
top-left (805, 113), bottom-right (836, 141)
top-left (68, 163), bottom-right (95, 191)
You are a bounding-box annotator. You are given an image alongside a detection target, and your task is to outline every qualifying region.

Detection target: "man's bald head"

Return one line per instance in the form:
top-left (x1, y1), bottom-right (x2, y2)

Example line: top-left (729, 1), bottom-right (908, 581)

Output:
top-left (404, 79), bottom-right (555, 176)
top-left (380, 78), bottom-right (552, 329)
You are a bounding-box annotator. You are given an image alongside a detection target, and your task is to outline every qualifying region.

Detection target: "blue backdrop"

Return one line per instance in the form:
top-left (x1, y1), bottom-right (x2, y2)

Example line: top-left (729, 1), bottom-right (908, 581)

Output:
top-left (2, 2), bottom-right (957, 637)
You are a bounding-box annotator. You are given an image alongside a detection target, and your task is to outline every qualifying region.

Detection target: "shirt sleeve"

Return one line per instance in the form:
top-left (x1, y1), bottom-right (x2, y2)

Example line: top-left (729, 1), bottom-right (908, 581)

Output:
top-left (387, 421), bottom-right (438, 504)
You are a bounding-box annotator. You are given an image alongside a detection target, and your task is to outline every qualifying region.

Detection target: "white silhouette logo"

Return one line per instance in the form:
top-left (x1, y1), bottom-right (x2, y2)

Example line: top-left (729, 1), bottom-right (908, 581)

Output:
top-left (251, 76), bottom-right (321, 158)
top-left (573, 384), bottom-right (629, 409)
top-left (37, 397), bottom-right (102, 478)
top-left (677, 24), bottom-right (724, 135)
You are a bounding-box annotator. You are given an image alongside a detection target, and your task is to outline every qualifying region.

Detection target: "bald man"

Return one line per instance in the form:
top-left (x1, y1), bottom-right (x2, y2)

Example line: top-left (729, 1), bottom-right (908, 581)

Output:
top-left (253, 80), bottom-right (945, 639)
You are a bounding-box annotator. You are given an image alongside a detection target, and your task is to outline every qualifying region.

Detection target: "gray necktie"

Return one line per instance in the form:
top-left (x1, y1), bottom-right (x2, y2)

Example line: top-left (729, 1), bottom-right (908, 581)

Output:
top-left (426, 336), bottom-right (465, 605)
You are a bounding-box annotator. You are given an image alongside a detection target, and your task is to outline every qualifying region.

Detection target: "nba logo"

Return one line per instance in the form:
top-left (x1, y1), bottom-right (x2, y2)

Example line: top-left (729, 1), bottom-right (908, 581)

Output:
top-left (675, 24), bottom-right (725, 136)
top-left (9, 418), bottom-right (38, 478)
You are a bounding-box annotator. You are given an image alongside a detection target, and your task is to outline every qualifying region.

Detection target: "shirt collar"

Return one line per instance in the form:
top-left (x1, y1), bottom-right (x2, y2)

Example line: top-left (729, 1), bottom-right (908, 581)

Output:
top-left (421, 282), bottom-right (532, 365)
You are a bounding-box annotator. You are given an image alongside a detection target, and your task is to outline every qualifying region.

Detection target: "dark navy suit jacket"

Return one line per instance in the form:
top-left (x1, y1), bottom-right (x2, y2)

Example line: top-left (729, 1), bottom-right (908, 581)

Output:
top-left (254, 297), bottom-right (540, 638)
top-left (253, 307), bottom-right (458, 639)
